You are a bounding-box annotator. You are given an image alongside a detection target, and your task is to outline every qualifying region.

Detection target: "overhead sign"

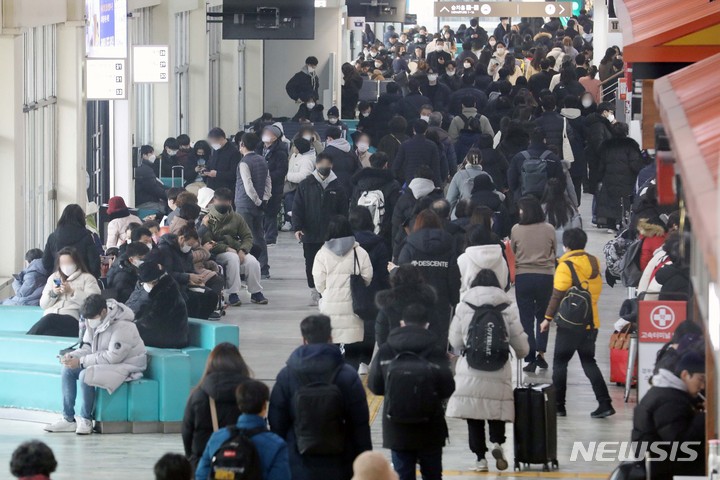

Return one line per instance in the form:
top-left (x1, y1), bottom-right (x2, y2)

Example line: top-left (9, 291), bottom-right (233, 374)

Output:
top-left (86, 59), bottom-right (127, 100)
top-left (348, 16), bottom-right (365, 31)
top-left (434, 2), bottom-right (573, 17)
top-left (85, 0), bottom-right (128, 58)
top-left (133, 45), bottom-right (170, 83)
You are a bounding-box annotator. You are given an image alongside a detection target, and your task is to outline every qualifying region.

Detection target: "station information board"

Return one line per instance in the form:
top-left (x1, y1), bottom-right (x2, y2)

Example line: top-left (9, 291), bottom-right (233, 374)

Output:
top-left (434, 2), bottom-right (573, 17)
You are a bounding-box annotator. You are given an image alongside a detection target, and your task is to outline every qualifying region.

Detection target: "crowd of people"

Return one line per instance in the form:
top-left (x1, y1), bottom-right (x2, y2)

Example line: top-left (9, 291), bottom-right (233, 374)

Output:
top-left (4, 13), bottom-right (707, 480)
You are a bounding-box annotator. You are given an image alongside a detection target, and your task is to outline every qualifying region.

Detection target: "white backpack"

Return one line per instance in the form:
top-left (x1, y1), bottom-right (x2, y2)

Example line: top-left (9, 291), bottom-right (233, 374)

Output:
top-left (357, 190), bottom-right (386, 234)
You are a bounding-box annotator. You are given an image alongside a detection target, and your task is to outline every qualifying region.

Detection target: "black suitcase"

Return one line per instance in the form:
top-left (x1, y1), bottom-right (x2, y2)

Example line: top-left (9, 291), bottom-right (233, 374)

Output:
top-left (513, 360), bottom-right (559, 472)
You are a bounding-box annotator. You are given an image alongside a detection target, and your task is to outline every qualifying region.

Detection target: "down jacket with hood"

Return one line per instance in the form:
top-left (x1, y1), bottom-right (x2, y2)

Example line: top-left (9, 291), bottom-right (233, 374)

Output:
top-left (390, 179), bottom-right (445, 260)
top-left (292, 171), bottom-right (349, 244)
top-left (447, 287), bottom-right (528, 421)
top-left (583, 113), bottom-right (614, 192)
top-left (596, 136), bottom-right (644, 221)
top-left (42, 224), bottom-right (101, 278)
top-left (312, 238), bottom-right (373, 344)
top-left (182, 370), bottom-right (250, 466)
top-left (637, 219), bottom-right (667, 271)
top-left (269, 343), bottom-right (372, 480)
top-left (375, 282), bottom-right (438, 347)
top-left (3, 259), bottom-right (49, 306)
top-left (458, 244), bottom-right (509, 297)
top-left (68, 299), bottom-right (147, 394)
top-left (39, 269), bottom-right (102, 319)
top-left (129, 273), bottom-right (189, 349)
top-left (324, 138), bottom-right (362, 198)
top-left (106, 254), bottom-right (140, 304)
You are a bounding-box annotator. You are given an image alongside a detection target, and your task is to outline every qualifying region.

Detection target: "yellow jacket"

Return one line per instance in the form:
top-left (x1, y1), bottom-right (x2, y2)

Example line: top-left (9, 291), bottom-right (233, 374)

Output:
top-left (546, 250), bottom-right (602, 329)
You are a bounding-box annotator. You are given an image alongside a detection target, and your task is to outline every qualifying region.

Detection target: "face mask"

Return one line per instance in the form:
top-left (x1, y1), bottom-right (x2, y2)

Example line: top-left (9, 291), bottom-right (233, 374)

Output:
top-left (126, 238), bottom-right (132, 245)
top-left (446, 70), bottom-right (456, 77)
top-left (328, 117), bottom-right (338, 124)
top-left (87, 317), bottom-right (103, 329)
top-left (582, 98), bottom-right (593, 108)
top-left (210, 142), bottom-right (222, 151)
top-left (317, 167), bottom-right (331, 177)
top-left (463, 62), bottom-right (472, 69)
top-left (143, 241), bottom-right (154, 250)
top-left (428, 74), bottom-right (438, 82)
top-left (180, 244), bottom-right (192, 253)
top-left (369, 52), bottom-right (377, 58)
top-left (215, 204), bottom-right (231, 215)
top-left (143, 283), bottom-right (154, 293)
top-left (374, 62), bottom-right (383, 68)
top-left (496, 48), bottom-right (505, 55)
top-left (307, 66), bottom-right (315, 73)
top-left (489, 41), bottom-right (497, 47)
top-left (131, 258), bottom-right (144, 268)
top-left (146, 154), bottom-right (156, 163)
top-left (306, 102), bottom-right (316, 109)
top-left (261, 134), bottom-right (272, 143)
top-left (167, 149), bottom-right (178, 156)
top-left (60, 264), bottom-right (77, 277)
top-left (302, 134), bottom-right (313, 142)
top-left (420, 115), bottom-right (430, 122)
top-left (361, 111), bottom-right (370, 118)
top-left (606, 113), bottom-right (616, 123)
top-left (356, 142), bottom-right (369, 153)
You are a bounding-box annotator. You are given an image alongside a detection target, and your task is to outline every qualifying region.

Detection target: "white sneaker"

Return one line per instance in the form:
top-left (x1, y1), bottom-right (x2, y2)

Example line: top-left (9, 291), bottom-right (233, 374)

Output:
top-left (281, 221), bottom-right (292, 232)
top-left (474, 458), bottom-right (489, 472)
top-left (492, 443), bottom-right (508, 471)
top-left (75, 417), bottom-right (93, 435)
top-left (44, 418), bottom-right (77, 433)
top-left (358, 363), bottom-right (369, 375)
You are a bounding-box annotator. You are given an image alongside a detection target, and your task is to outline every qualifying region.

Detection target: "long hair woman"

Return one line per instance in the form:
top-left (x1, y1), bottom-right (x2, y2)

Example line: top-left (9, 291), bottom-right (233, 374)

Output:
top-left (42, 204), bottom-right (101, 278)
top-left (542, 178), bottom-right (581, 257)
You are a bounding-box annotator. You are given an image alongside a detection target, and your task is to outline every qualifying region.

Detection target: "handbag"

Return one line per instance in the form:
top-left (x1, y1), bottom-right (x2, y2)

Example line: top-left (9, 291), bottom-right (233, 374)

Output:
top-left (562, 117), bottom-right (575, 163)
top-left (609, 324), bottom-right (637, 385)
top-left (349, 248), bottom-right (371, 316)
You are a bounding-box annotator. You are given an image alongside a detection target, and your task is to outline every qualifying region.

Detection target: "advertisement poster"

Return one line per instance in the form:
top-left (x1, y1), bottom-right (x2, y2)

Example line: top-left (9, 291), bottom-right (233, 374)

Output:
top-left (86, 0), bottom-right (128, 58)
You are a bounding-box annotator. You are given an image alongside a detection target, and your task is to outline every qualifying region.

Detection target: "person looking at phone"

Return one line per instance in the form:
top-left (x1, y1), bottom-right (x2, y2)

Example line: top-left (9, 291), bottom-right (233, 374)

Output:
top-left (27, 247), bottom-right (101, 337)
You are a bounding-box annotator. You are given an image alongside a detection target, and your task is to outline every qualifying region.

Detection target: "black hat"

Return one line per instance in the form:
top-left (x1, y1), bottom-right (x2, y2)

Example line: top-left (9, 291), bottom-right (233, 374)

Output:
top-left (138, 261), bottom-right (163, 283)
top-left (327, 106), bottom-right (339, 117)
top-left (619, 298), bottom-right (638, 322)
top-left (675, 352), bottom-right (705, 375)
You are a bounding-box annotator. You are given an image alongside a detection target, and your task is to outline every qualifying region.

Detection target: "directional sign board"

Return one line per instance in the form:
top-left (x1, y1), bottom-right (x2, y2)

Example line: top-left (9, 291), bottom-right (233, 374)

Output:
top-left (87, 59), bottom-right (126, 100)
top-left (133, 45), bottom-right (170, 83)
top-left (434, 2), bottom-right (573, 17)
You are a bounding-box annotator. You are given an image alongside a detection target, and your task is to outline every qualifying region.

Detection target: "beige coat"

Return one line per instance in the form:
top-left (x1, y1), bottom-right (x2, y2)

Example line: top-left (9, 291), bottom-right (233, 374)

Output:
top-left (39, 271), bottom-right (102, 319)
top-left (106, 214), bottom-right (143, 248)
top-left (313, 240), bottom-right (373, 344)
top-left (446, 286), bottom-right (529, 421)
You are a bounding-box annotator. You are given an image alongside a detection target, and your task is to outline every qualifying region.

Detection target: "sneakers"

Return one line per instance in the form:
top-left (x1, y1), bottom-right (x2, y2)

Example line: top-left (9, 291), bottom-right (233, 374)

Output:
top-left (227, 294), bottom-right (242, 307)
top-left (310, 289), bottom-right (321, 306)
top-left (75, 417), bottom-right (94, 435)
top-left (491, 443), bottom-right (508, 471)
top-left (474, 459), bottom-right (489, 472)
top-left (591, 403), bottom-right (616, 418)
top-left (535, 355), bottom-right (549, 370)
top-left (557, 405), bottom-right (567, 417)
top-left (358, 362), bottom-right (369, 375)
top-left (208, 311), bottom-right (222, 321)
top-left (44, 418), bottom-right (77, 433)
top-left (523, 360), bottom-right (537, 373)
top-left (251, 292), bottom-right (269, 305)
top-left (280, 221), bottom-right (292, 232)
top-left (261, 272), bottom-right (271, 280)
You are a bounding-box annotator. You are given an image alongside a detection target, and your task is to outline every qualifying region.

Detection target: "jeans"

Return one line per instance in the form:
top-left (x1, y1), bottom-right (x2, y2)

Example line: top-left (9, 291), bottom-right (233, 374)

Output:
top-left (467, 419), bottom-right (506, 458)
top-left (262, 194), bottom-right (283, 246)
top-left (237, 207), bottom-right (268, 275)
top-left (303, 242), bottom-right (323, 289)
top-left (215, 252), bottom-right (263, 295)
top-left (514, 273), bottom-right (554, 361)
top-left (552, 328), bottom-right (611, 408)
top-left (62, 366), bottom-right (95, 421)
top-left (391, 448), bottom-right (443, 480)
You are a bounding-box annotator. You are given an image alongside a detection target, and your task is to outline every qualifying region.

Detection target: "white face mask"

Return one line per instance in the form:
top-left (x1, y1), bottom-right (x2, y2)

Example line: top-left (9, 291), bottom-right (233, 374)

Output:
top-left (496, 48), bottom-right (505, 55)
top-left (420, 115), bottom-right (430, 122)
top-left (87, 317), bottom-right (103, 329)
top-left (356, 142), bottom-right (369, 153)
top-left (60, 264), bottom-right (77, 277)
top-left (167, 149), bottom-right (178, 156)
top-left (328, 117), bottom-right (338, 124)
top-left (446, 70), bottom-right (456, 77)
top-left (307, 66), bottom-right (315, 73)
top-left (126, 238), bottom-right (132, 245)
top-left (146, 154), bottom-right (156, 163)
top-left (582, 98), bottom-right (593, 108)
top-left (131, 258), bottom-right (144, 268)
top-left (180, 244), bottom-right (192, 253)
top-left (210, 142), bottom-right (222, 151)
top-left (463, 62), bottom-right (472, 69)
top-left (261, 134), bottom-right (273, 143)
top-left (428, 74), bottom-right (438, 82)
top-left (374, 62), bottom-right (383, 68)
top-left (606, 113), bottom-right (616, 123)
top-left (143, 241), bottom-right (153, 250)
top-left (302, 134), bottom-right (313, 141)
top-left (143, 283), bottom-right (154, 293)
top-left (306, 102), bottom-right (316, 109)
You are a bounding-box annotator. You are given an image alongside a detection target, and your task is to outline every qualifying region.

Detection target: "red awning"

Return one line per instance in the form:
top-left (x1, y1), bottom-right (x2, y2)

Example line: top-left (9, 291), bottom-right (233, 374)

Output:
top-left (654, 53), bottom-right (720, 278)
top-left (615, 0), bottom-right (720, 63)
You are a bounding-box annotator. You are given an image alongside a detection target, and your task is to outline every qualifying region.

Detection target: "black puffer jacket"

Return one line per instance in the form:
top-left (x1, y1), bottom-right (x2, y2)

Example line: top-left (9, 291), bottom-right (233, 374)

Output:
top-left (42, 224), bottom-right (101, 278)
top-left (292, 173), bottom-right (349, 244)
top-left (656, 264), bottom-right (692, 302)
top-left (206, 142), bottom-right (242, 192)
top-left (354, 230), bottom-right (392, 319)
top-left (534, 111), bottom-right (569, 158)
top-left (368, 326), bottom-right (455, 450)
top-left (182, 371), bottom-right (250, 466)
top-left (584, 113), bottom-right (614, 192)
top-left (257, 141), bottom-right (289, 195)
top-left (392, 135), bottom-right (442, 186)
top-left (398, 228), bottom-right (461, 345)
top-left (596, 136), bottom-right (643, 220)
top-left (470, 174), bottom-right (503, 211)
top-left (391, 187), bottom-right (445, 261)
top-left (372, 93), bottom-right (403, 140)
top-left (106, 255), bottom-right (139, 303)
top-left (128, 273), bottom-right (188, 348)
top-left (146, 234), bottom-right (194, 286)
top-left (324, 143), bottom-right (362, 199)
top-left (375, 283), bottom-right (438, 346)
top-left (135, 160), bottom-right (167, 206)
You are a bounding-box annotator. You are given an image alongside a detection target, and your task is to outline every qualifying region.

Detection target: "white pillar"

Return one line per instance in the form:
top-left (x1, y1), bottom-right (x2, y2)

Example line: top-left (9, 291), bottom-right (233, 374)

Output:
top-left (593, 1), bottom-right (608, 67)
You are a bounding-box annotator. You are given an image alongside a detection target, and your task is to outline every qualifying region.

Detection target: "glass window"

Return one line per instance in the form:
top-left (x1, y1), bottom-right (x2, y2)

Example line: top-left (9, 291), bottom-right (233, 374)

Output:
top-left (175, 11), bottom-right (190, 134)
top-left (208, 5), bottom-right (222, 129)
top-left (131, 7), bottom-right (154, 148)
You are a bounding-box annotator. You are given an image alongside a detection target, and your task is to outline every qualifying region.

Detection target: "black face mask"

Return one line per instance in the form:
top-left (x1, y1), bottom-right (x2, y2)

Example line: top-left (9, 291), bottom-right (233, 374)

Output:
top-left (317, 167), bottom-right (332, 177)
top-left (215, 205), bottom-right (231, 215)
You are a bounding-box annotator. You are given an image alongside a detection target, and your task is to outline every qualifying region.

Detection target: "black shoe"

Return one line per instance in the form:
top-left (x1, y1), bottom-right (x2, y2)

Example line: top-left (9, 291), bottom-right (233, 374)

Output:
top-left (535, 355), bottom-right (548, 369)
top-left (557, 406), bottom-right (567, 417)
top-left (523, 361), bottom-right (537, 373)
top-left (591, 403), bottom-right (616, 418)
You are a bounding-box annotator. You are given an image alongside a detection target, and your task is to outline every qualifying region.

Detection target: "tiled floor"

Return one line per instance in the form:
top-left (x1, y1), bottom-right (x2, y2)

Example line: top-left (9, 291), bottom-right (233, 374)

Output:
top-left (0, 194), bottom-right (636, 479)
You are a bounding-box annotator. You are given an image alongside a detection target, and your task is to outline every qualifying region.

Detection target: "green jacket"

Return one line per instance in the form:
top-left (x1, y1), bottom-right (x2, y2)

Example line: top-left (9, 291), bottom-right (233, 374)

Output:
top-left (201, 206), bottom-right (254, 255)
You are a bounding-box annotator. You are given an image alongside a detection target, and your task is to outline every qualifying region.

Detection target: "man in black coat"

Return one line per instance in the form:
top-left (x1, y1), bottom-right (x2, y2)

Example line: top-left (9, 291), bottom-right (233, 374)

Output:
top-left (507, 128), bottom-right (565, 200)
top-left (493, 17), bottom-right (511, 44)
top-left (425, 39), bottom-right (452, 75)
top-left (368, 304), bottom-right (455, 480)
top-left (323, 126), bottom-right (361, 199)
top-left (533, 94), bottom-right (575, 162)
top-left (448, 73), bottom-right (489, 116)
top-left (527, 59), bottom-right (553, 101)
top-left (421, 73), bottom-right (453, 114)
top-left (397, 78), bottom-right (432, 125)
top-left (256, 124), bottom-right (289, 253)
top-left (584, 102), bottom-right (615, 194)
top-left (106, 242), bottom-right (149, 303)
top-left (372, 83), bottom-right (403, 140)
top-left (135, 145), bottom-right (167, 212)
top-left (292, 153), bottom-right (349, 304)
top-left (631, 352), bottom-right (706, 480)
top-left (204, 128), bottom-right (241, 193)
top-left (285, 56), bottom-right (319, 103)
top-left (392, 119), bottom-right (442, 186)
top-left (269, 315), bottom-right (371, 480)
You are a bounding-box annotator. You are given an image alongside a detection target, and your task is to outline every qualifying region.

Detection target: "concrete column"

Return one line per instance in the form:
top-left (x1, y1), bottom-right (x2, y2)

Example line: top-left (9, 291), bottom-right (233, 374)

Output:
top-left (592, 1), bottom-right (608, 67)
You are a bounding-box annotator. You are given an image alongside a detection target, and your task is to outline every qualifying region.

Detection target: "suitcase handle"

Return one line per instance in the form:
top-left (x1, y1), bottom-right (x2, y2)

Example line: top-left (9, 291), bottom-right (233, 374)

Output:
top-left (517, 357), bottom-right (524, 389)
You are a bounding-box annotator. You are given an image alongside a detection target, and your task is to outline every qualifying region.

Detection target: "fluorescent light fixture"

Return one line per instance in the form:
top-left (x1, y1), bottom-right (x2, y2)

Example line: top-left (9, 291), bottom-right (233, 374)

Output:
top-left (315, 0), bottom-right (327, 7)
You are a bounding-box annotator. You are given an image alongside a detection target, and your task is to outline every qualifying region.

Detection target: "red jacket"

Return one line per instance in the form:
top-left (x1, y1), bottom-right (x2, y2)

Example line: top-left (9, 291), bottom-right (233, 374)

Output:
top-left (637, 219), bottom-right (667, 271)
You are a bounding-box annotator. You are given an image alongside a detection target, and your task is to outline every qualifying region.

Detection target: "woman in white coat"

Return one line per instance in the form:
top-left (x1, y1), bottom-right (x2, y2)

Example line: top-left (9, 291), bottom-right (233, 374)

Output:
top-left (313, 215), bottom-right (373, 346)
top-left (458, 225), bottom-right (509, 298)
top-left (447, 269), bottom-right (529, 473)
top-left (29, 246), bottom-right (101, 337)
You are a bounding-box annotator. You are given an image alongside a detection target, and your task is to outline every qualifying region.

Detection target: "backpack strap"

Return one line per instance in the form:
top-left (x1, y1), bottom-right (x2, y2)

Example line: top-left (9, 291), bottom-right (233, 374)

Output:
top-left (564, 261), bottom-right (582, 288)
top-left (521, 151), bottom-right (531, 161)
top-left (353, 248), bottom-right (359, 275)
top-left (539, 150), bottom-right (553, 161)
top-left (458, 113), bottom-right (469, 128)
top-left (210, 397), bottom-right (219, 432)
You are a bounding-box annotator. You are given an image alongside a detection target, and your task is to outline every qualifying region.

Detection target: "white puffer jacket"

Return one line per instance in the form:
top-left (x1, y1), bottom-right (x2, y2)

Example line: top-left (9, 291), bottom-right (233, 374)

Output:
top-left (39, 270), bottom-right (102, 319)
top-left (637, 246), bottom-right (669, 301)
top-left (457, 245), bottom-right (509, 298)
top-left (69, 299), bottom-right (147, 394)
top-left (446, 286), bottom-right (529, 421)
top-left (312, 238), bottom-right (373, 344)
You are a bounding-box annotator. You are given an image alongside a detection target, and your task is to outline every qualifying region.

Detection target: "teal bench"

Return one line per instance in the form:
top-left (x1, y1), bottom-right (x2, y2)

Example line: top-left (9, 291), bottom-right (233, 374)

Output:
top-left (0, 306), bottom-right (239, 432)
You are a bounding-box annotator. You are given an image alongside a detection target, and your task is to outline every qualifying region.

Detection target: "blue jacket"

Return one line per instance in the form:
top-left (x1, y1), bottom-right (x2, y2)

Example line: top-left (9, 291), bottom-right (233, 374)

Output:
top-left (3, 259), bottom-right (48, 306)
top-left (195, 414), bottom-right (290, 480)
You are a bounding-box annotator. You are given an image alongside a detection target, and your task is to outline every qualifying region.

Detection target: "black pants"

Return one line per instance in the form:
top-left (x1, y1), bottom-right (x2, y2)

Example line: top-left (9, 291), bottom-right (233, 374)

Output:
top-left (468, 419), bottom-right (506, 459)
top-left (27, 314), bottom-right (78, 337)
top-left (303, 242), bottom-right (323, 289)
top-left (186, 290), bottom-right (218, 319)
top-left (571, 176), bottom-right (583, 206)
top-left (552, 328), bottom-right (611, 408)
top-left (343, 311), bottom-right (376, 369)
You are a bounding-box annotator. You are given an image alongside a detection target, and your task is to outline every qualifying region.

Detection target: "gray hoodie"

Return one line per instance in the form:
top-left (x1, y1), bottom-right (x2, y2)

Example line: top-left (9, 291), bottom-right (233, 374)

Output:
top-left (324, 236), bottom-right (356, 257)
top-left (408, 178), bottom-right (436, 199)
top-left (326, 138), bottom-right (352, 153)
top-left (651, 368), bottom-right (688, 393)
top-left (312, 170), bottom-right (338, 190)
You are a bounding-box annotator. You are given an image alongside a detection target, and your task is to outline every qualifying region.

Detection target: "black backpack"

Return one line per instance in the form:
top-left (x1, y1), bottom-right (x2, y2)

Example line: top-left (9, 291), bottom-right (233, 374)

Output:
top-left (554, 261), bottom-right (594, 331)
top-left (458, 113), bottom-right (484, 134)
top-left (620, 238), bottom-right (644, 288)
top-left (210, 427), bottom-right (265, 480)
top-left (385, 347), bottom-right (439, 424)
top-left (520, 150), bottom-right (552, 196)
top-left (292, 365), bottom-right (346, 455)
top-left (463, 303), bottom-right (510, 371)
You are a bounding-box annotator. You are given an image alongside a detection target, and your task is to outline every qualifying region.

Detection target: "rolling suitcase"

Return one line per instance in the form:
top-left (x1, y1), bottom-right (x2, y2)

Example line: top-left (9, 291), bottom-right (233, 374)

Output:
top-left (513, 359), bottom-right (559, 472)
